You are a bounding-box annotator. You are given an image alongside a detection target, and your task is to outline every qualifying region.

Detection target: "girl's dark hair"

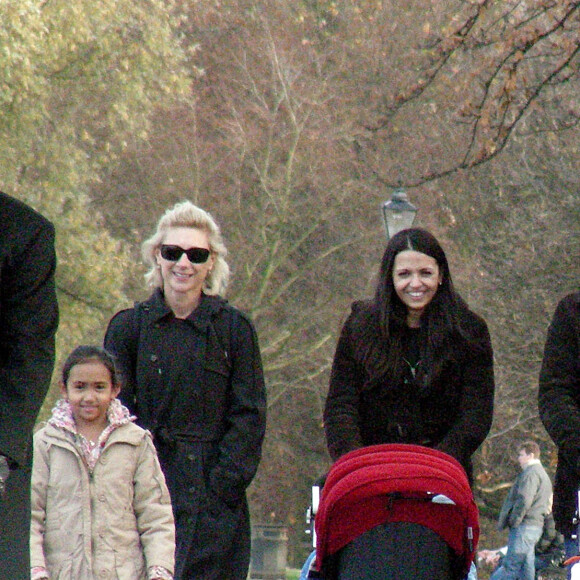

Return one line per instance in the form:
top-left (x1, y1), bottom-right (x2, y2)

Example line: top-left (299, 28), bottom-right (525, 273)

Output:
top-left (61, 345), bottom-right (121, 389)
top-left (370, 228), bottom-right (464, 384)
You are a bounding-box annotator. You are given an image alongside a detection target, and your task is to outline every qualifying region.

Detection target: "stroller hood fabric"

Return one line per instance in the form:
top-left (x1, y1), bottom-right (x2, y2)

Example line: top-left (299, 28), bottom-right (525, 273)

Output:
top-left (314, 444), bottom-right (479, 578)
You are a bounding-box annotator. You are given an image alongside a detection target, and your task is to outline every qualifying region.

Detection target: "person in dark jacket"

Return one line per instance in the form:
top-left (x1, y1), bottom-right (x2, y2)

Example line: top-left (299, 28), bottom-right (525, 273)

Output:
top-left (0, 192), bottom-right (59, 578)
top-left (538, 291), bottom-right (580, 571)
top-left (324, 228), bottom-right (495, 481)
top-left (104, 201), bottom-right (267, 580)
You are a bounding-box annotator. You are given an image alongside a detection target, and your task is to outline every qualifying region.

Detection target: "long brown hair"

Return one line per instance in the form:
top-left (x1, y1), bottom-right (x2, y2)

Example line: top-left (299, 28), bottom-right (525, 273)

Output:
top-left (366, 228), bottom-right (467, 385)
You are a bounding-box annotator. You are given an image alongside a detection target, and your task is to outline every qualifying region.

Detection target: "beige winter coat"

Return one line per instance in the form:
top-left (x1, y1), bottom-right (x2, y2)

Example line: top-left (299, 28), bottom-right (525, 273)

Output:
top-left (30, 422), bottom-right (175, 579)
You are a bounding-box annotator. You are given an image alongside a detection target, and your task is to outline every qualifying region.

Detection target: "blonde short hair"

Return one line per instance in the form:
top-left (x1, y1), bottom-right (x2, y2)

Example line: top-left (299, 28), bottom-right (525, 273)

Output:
top-left (142, 201), bottom-right (229, 296)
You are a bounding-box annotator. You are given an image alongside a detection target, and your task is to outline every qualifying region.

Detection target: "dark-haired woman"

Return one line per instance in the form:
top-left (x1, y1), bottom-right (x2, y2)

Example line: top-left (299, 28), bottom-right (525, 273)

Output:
top-left (321, 229), bottom-right (494, 579)
top-left (324, 228), bottom-right (495, 480)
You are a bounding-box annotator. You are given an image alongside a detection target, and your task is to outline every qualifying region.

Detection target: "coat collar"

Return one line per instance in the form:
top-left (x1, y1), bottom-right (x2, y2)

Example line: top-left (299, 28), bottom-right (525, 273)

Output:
top-left (141, 288), bottom-right (228, 331)
top-left (523, 458), bottom-right (542, 469)
top-left (42, 418), bottom-right (146, 448)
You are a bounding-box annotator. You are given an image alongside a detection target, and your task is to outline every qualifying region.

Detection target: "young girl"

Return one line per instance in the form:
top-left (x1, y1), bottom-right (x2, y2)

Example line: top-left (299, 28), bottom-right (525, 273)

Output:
top-left (30, 346), bottom-right (175, 580)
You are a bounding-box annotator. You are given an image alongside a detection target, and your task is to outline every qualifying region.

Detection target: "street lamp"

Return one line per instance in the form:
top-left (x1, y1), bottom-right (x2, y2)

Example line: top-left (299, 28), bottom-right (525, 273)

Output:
top-left (381, 187), bottom-right (418, 240)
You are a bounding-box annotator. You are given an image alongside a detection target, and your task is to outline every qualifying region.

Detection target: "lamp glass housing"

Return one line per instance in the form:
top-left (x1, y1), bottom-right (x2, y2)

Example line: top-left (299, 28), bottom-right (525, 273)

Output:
top-left (382, 189), bottom-right (418, 239)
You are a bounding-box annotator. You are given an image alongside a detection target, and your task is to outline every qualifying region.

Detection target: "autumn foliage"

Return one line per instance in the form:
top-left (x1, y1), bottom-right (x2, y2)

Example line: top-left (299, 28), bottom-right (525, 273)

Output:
top-left (1, 0), bottom-right (578, 565)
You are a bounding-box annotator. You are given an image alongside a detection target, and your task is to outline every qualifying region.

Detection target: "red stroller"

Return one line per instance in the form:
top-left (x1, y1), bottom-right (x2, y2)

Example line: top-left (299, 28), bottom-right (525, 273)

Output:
top-left (311, 444), bottom-right (479, 579)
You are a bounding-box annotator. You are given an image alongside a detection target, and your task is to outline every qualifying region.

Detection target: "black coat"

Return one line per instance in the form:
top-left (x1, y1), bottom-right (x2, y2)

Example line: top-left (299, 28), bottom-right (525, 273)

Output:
top-left (324, 299), bottom-right (494, 479)
top-left (0, 192), bottom-right (58, 578)
top-left (538, 291), bottom-right (580, 536)
top-left (104, 289), bottom-right (267, 580)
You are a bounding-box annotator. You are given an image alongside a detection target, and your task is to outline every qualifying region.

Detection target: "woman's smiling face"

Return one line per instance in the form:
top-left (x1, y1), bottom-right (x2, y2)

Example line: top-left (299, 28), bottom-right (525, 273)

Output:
top-left (392, 249), bottom-right (442, 319)
top-left (156, 226), bottom-right (214, 299)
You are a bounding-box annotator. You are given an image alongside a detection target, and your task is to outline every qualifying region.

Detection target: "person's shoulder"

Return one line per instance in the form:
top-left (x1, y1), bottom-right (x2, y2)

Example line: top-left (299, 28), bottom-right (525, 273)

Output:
top-left (107, 306), bottom-right (137, 331)
top-left (560, 290), bottom-right (580, 304)
top-left (462, 307), bottom-right (488, 329)
top-left (128, 425), bottom-right (160, 453)
top-left (112, 421), bottom-right (150, 445)
top-left (351, 298), bottom-right (374, 314)
top-left (33, 424), bottom-right (49, 442)
top-left (108, 296), bottom-right (156, 329)
top-left (336, 299), bottom-right (380, 343)
top-left (209, 295), bottom-right (255, 327)
top-left (343, 298), bottom-right (377, 329)
top-left (555, 291), bottom-right (580, 315)
top-left (125, 421), bottom-right (147, 436)
top-left (347, 298), bottom-right (376, 323)
top-left (31, 426), bottom-right (51, 460)
top-left (0, 192), bottom-right (53, 232)
top-left (524, 461), bottom-right (549, 478)
top-left (456, 302), bottom-right (490, 335)
top-left (452, 302), bottom-right (493, 355)
top-left (33, 423), bottom-right (64, 449)
top-left (547, 292), bottom-right (580, 339)
top-left (536, 461), bottom-right (551, 479)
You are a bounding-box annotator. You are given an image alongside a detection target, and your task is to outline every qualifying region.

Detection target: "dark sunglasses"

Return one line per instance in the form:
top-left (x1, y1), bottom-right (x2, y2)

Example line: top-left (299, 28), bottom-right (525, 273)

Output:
top-left (160, 245), bottom-right (211, 264)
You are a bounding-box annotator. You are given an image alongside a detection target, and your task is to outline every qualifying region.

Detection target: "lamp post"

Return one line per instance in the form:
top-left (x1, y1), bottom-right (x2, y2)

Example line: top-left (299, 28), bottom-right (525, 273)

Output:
top-left (381, 187), bottom-right (418, 240)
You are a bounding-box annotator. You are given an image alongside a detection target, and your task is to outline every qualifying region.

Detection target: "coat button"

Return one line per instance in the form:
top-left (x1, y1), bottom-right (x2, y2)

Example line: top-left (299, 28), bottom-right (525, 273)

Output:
top-left (189, 486), bottom-right (196, 494)
top-left (187, 453), bottom-right (196, 462)
top-left (150, 354), bottom-right (158, 362)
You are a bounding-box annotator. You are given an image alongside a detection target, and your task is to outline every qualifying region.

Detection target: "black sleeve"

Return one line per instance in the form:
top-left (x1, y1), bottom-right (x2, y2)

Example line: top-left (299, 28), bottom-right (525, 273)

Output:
top-left (104, 308), bottom-right (139, 416)
top-left (208, 310), bottom-right (267, 506)
top-left (538, 293), bottom-right (580, 457)
top-left (323, 308), bottom-right (366, 461)
top-left (0, 214), bottom-right (58, 466)
top-left (435, 313), bottom-right (495, 468)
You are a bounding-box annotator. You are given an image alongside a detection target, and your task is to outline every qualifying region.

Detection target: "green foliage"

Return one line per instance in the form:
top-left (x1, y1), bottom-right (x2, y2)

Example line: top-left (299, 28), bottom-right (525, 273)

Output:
top-left (1, 0), bottom-right (191, 177)
top-left (0, 0), bottom-right (194, 419)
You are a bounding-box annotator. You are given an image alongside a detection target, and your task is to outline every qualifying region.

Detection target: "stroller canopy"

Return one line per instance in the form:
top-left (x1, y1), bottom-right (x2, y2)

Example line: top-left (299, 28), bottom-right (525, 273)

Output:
top-left (314, 444), bottom-right (479, 577)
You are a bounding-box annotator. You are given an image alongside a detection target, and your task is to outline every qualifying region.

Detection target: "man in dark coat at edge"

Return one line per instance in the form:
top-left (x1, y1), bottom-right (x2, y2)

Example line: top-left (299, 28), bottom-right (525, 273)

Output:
top-left (538, 291), bottom-right (580, 566)
top-left (0, 192), bottom-right (59, 578)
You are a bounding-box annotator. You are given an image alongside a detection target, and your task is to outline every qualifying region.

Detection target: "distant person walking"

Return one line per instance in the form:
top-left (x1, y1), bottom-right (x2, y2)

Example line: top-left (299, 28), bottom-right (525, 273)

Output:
top-left (105, 201), bottom-right (267, 580)
top-left (0, 192), bottom-right (59, 578)
top-left (538, 291), bottom-right (580, 573)
top-left (491, 441), bottom-right (552, 580)
top-left (477, 510), bottom-right (565, 579)
top-left (30, 346), bottom-right (175, 580)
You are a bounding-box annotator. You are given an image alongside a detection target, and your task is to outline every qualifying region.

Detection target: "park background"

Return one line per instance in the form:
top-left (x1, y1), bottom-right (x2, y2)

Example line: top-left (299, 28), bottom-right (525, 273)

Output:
top-left (1, 0), bottom-right (578, 576)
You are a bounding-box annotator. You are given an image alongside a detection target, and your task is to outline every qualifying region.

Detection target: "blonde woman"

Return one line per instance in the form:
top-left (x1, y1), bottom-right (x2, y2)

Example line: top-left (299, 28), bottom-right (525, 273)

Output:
top-left (105, 201), bottom-right (267, 580)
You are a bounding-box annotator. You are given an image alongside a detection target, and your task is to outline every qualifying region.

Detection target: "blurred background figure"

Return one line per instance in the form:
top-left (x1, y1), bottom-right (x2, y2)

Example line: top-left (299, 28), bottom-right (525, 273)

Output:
top-left (538, 291), bottom-right (580, 578)
top-left (491, 441), bottom-right (552, 580)
top-left (0, 192), bottom-right (59, 578)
